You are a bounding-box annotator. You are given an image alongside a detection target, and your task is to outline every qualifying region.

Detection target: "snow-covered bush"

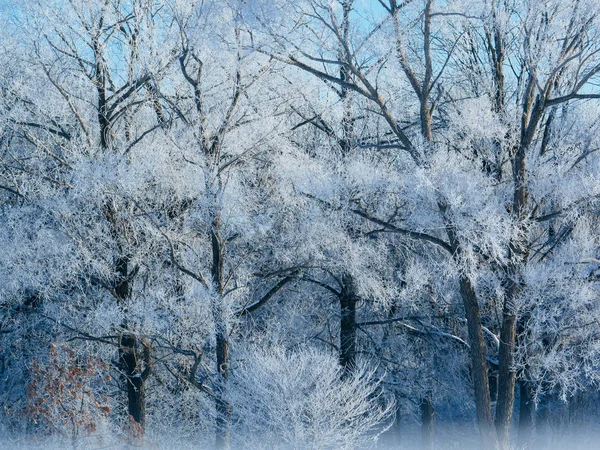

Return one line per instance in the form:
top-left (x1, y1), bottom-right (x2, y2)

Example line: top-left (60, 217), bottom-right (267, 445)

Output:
top-left (230, 346), bottom-right (394, 449)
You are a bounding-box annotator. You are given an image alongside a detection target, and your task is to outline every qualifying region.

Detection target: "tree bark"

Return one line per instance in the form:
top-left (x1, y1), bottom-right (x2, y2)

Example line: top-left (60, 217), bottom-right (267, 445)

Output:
top-left (211, 213), bottom-right (231, 450)
top-left (517, 380), bottom-right (534, 449)
top-left (495, 137), bottom-right (530, 447)
top-left (418, 8), bottom-right (495, 444)
top-left (92, 29), bottom-right (111, 150)
top-left (494, 283), bottom-right (518, 446)
top-left (215, 330), bottom-right (231, 450)
top-left (114, 254), bottom-right (149, 435)
top-left (339, 274), bottom-right (357, 374)
top-left (458, 274), bottom-right (498, 449)
top-left (119, 333), bottom-right (146, 430)
top-left (420, 395), bottom-right (435, 450)
top-left (443, 213), bottom-right (497, 449)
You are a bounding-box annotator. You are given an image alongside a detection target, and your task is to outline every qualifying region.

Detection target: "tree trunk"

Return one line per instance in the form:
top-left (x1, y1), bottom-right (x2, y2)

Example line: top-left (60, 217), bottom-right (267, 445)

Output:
top-left (114, 252), bottom-right (148, 436)
top-left (458, 274), bottom-right (498, 449)
top-left (119, 333), bottom-right (146, 431)
top-left (215, 330), bottom-right (231, 450)
top-left (443, 218), bottom-right (497, 449)
top-left (93, 34), bottom-right (111, 150)
top-left (339, 274), bottom-right (357, 374)
top-left (211, 213), bottom-right (231, 450)
top-left (495, 288), bottom-right (518, 447)
top-left (420, 395), bottom-right (435, 450)
top-left (422, 17), bottom-right (495, 442)
top-left (517, 380), bottom-right (534, 449)
top-left (393, 395), bottom-right (403, 445)
top-left (495, 137), bottom-right (530, 447)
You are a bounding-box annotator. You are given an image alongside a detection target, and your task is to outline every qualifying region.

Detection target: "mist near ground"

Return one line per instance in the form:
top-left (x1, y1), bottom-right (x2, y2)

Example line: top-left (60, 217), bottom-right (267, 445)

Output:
top-left (3, 436), bottom-right (600, 450)
top-left (4, 424), bottom-right (600, 450)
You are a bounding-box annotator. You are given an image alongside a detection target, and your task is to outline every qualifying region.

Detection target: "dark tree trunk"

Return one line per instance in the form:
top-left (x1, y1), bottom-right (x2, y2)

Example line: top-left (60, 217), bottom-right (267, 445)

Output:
top-left (444, 216), bottom-right (497, 449)
top-left (93, 34), bottom-right (111, 150)
top-left (211, 214), bottom-right (231, 450)
top-left (457, 274), bottom-right (497, 449)
top-left (495, 286), bottom-right (518, 446)
top-left (517, 381), bottom-right (534, 449)
top-left (393, 395), bottom-right (403, 444)
top-left (114, 252), bottom-right (149, 435)
top-left (119, 333), bottom-right (146, 430)
top-left (495, 137), bottom-right (531, 448)
top-left (337, 3), bottom-right (357, 379)
top-left (339, 274), bottom-right (357, 374)
top-left (215, 331), bottom-right (231, 450)
top-left (420, 395), bottom-right (435, 450)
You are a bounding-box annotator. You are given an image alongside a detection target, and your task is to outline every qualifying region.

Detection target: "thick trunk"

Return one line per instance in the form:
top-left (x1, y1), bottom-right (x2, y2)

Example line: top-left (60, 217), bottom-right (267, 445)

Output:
top-left (517, 380), bottom-right (534, 449)
top-left (105, 175), bottom-right (147, 438)
top-left (443, 216), bottom-right (497, 449)
top-left (339, 274), bottom-right (357, 373)
top-left (495, 137), bottom-right (529, 446)
top-left (458, 275), bottom-right (497, 449)
top-left (114, 252), bottom-right (148, 435)
top-left (420, 395), bottom-right (435, 450)
top-left (494, 289), bottom-right (518, 446)
top-left (119, 333), bottom-right (146, 431)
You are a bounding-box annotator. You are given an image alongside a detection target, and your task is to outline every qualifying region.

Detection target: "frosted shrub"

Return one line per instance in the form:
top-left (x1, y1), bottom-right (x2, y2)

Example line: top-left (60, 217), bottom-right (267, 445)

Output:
top-left (230, 346), bottom-right (394, 449)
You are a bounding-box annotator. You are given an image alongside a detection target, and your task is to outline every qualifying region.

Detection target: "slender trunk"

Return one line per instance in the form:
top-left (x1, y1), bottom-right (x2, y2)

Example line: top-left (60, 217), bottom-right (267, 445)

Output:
top-left (338, 2), bottom-right (356, 378)
top-left (489, 370), bottom-right (498, 404)
top-left (215, 330), bottom-right (231, 450)
top-left (420, 0), bottom-right (433, 144)
top-left (490, 23), bottom-right (505, 115)
top-left (517, 380), bottom-right (534, 449)
top-left (420, 395), bottom-right (435, 450)
top-left (393, 394), bottom-right (403, 443)
top-left (93, 35), bottom-right (111, 150)
top-left (211, 212), bottom-right (231, 450)
top-left (102, 111), bottom-right (147, 437)
top-left (488, 18), bottom-right (519, 447)
top-left (420, 101), bottom-right (432, 143)
top-left (339, 274), bottom-right (357, 374)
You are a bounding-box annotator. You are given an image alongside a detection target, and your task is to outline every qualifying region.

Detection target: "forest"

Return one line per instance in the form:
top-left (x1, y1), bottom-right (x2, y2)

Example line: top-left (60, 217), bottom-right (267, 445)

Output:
top-left (1, 0), bottom-right (600, 449)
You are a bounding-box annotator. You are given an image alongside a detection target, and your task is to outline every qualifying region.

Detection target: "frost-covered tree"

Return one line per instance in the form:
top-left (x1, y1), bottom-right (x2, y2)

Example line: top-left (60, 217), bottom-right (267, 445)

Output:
top-left (2, 1), bottom-right (600, 449)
